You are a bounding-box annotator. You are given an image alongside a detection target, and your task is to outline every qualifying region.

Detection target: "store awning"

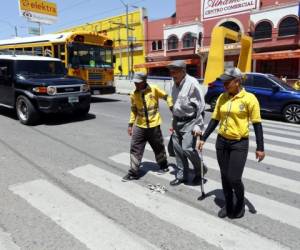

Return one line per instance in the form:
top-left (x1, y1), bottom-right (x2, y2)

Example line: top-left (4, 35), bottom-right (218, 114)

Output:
top-left (134, 58), bottom-right (200, 69)
top-left (253, 49), bottom-right (300, 60)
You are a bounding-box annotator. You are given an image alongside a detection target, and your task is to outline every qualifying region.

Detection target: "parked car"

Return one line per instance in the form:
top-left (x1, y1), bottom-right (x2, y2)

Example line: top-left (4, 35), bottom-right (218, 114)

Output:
top-left (0, 55), bottom-right (91, 125)
top-left (205, 72), bottom-right (300, 124)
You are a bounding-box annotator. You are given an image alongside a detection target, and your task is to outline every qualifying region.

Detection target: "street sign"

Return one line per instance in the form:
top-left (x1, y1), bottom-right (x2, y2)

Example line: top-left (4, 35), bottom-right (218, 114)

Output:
top-left (28, 27), bottom-right (40, 35)
top-left (19, 0), bottom-right (58, 24)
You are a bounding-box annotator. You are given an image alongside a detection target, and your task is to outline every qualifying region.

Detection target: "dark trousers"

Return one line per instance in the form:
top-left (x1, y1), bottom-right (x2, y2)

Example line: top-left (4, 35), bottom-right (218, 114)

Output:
top-left (216, 135), bottom-right (249, 212)
top-left (129, 125), bottom-right (167, 175)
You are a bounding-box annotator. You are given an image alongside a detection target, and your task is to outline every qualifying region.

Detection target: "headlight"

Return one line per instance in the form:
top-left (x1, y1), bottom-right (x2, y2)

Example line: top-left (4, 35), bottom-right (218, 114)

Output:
top-left (81, 84), bottom-right (90, 92)
top-left (107, 80), bottom-right (114, 86)
top-left (47, 86), bottom-right (57, 95)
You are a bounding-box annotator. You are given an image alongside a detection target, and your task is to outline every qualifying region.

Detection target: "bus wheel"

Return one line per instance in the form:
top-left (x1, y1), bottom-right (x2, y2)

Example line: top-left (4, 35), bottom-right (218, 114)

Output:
top-left (16, 95), bottom-right (39, 125)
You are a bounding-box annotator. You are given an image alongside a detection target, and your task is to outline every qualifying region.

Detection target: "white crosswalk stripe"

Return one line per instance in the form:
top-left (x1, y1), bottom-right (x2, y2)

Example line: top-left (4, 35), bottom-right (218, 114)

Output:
top-left (262, 119), bottom-right (300, 128)
top-left (109, 152), bottom-right (300, 231)
top-left (257, 126), bottom-right (300, 137)
top-left (9, 180), bottom-right (158, 250)
top-left (0, 227), bottom-right (20, 250)
top-left (70, 164), bottom-right (288, 250)
top-left (202, 141), bottom-right (300, 173)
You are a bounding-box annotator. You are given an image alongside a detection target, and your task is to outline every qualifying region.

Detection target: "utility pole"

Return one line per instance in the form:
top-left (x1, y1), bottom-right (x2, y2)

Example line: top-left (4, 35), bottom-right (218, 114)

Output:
top-left (119, 0), bottom-right (130, 78)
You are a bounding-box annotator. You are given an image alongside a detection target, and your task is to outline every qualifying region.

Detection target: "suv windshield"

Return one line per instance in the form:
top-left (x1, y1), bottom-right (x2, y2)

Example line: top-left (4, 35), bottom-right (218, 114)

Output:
top-left (268, 75), bottom-right (295, 90)
top-left (15, 60), bottom-right (65, 77)
top-left (68, 43), bottom-right (113, 68)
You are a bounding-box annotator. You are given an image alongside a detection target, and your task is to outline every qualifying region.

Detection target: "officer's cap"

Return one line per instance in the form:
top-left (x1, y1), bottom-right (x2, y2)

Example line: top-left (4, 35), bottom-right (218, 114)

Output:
top-left (217, 67), bottom-right (242, 82)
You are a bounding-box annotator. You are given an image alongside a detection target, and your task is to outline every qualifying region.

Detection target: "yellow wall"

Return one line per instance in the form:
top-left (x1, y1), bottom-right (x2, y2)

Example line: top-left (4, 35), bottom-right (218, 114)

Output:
top-left (59, 9), bottom-right (146, 76)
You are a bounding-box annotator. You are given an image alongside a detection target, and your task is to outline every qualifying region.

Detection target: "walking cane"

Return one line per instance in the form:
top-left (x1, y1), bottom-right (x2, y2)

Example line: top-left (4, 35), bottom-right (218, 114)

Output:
top-left (197, 136), bottom-right (206, 200)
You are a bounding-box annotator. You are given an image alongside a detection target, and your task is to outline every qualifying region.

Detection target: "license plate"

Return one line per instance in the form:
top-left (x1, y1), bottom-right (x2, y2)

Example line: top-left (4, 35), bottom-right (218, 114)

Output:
top-left (93, 90), bottom-right (100, 95)
top-left (68, 96), bottom-right (79, 103)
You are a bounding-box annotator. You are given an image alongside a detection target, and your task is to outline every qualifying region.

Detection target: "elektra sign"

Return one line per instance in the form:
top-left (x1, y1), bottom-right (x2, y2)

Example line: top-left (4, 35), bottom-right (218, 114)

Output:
top-left (203, 0), bottom-right (257, 19)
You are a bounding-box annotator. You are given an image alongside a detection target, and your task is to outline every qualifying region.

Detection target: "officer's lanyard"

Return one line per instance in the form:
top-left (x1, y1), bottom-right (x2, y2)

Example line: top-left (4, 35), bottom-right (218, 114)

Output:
top-left (141, 92), bottom-right (150, 128)
top-left (222, 98), bottom-right (233, 133)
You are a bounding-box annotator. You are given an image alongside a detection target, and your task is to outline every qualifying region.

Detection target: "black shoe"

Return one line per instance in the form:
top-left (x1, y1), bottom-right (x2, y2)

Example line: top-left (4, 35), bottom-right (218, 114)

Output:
top-left (157, 166), bottom-right (169, 174)
top-left (122, 173), bottom-right (139, 182)
top-left (232, 202), bottom-right (245, 219)
top-left (232, 207), bottom-right (245, 219)
top-left (170, 179), bottom-right (185, 186)
top-left (218, 206), bottom-right (228, 218)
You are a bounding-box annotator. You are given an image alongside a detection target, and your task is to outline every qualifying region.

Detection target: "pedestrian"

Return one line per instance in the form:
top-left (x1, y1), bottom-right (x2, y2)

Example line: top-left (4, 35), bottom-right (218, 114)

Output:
top-left (197, 67), bottom-right (265, 219)
top-left (167, 60), bottom-right (207, 186)
top-left (122, 72), bottom-right (173, 181)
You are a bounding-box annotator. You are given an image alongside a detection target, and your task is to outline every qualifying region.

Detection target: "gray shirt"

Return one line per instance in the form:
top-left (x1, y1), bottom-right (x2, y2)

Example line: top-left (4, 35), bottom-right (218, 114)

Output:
top-left (171, 74), bottom-right (205, 133)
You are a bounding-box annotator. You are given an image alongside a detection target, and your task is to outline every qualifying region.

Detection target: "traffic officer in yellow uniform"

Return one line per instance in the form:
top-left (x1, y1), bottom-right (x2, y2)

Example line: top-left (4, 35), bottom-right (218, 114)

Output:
top-left (122, 72), bottom-right (173, 181)
top-left (198, 67), bottom-right (265, 219)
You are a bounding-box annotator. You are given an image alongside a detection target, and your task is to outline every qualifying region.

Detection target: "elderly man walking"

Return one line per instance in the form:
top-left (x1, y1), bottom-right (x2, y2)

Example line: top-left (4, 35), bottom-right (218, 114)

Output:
top-left (168, 60), bottom-right (207, 186)
top-left (122, 72), bottom-right (173, 181)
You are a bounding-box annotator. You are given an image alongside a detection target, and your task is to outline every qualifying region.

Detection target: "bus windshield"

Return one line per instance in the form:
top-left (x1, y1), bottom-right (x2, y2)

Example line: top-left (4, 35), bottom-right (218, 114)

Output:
top-left (15, 60), bottom-right (65, 77)
top-left (68, 43), bottom-right (113, 68)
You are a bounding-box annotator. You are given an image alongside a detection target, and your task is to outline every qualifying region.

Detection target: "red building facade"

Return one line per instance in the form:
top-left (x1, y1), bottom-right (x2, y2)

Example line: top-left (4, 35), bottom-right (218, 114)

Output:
top-left (137, 0), bottom-right (300, 79)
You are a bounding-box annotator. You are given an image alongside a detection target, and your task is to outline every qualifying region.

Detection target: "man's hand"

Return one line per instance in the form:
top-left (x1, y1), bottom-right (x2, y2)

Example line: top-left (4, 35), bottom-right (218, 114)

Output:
top-left (256, 151), bottom-right (265, 162)
top-left (128, 127), bottom-right (133, 136)
top-left (192, 130), bottom-right (202, 137)
top-left (197, 140), bottom-right (205, 151)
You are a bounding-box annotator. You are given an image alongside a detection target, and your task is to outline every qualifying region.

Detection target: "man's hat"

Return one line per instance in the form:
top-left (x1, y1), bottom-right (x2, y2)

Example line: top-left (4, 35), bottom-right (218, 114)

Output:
top-left (132, 72), bottom-right (147, 83)
top-left (217, 67), bottom-right (242, 82)
top-left (167, 60), bottom-right (186, 69)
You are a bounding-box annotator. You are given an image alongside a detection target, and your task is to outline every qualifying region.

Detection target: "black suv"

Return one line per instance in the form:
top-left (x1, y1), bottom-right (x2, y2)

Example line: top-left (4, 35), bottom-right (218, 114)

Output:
top-left (0, 55), bottom-right (91, 125)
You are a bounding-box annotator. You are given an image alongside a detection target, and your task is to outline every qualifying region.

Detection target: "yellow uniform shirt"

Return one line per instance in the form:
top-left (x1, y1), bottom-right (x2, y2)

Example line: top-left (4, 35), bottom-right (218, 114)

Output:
top-left (129, 84), bottom-right (173, 128)
top-left (212, 89), bottom-right (261, 140)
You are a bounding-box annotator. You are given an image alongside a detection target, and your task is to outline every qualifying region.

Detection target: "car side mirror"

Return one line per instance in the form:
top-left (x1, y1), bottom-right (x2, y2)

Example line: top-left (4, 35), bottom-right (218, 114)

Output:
top-left (272, 85), bottom-right (280, 92)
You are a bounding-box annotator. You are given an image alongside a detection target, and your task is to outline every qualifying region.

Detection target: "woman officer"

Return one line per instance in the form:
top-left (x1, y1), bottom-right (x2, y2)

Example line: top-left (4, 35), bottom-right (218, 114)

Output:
top-left (198, 67), bottom-right (265, 219)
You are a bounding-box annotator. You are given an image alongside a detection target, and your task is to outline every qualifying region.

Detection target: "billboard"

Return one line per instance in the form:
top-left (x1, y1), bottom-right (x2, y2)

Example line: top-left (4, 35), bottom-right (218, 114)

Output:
top-left (202, 0), bottom-right (258, 20)
top-left (19, 0), bottom-right (57, 24)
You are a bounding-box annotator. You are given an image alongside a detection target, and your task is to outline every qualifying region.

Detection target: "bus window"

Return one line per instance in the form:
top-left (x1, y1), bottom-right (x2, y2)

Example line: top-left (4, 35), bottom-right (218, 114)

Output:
top-left (60, 45), bottom-right (65, 61)
top-left (24, 47), bottom-right (33, 55)
top-left (43, 46), bottom-right (52, 57)
top-left (54, 45), bottom-right (59, 58)
top-left (34, 47), bottom-right (43, 56)
top-left (15, 48), bottom-right (23, 55)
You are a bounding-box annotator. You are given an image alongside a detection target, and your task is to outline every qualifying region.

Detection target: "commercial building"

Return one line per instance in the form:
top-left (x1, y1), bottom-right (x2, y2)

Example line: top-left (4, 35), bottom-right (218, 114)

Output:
top-left (138, 0), bottom-right (300, 79)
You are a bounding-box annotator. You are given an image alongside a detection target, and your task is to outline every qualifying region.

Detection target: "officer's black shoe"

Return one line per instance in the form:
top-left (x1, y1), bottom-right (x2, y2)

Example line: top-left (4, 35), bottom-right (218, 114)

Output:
top-left (218, 206), bottom-right (228, 218)
top-left (170, 179), bottom-right (186, 186)
top-left (232, 207), bottom-right (245, 219)
top-left (231, 201), bottom-right (245, 219)
top-left (122, 173), bottom-right (139, 182)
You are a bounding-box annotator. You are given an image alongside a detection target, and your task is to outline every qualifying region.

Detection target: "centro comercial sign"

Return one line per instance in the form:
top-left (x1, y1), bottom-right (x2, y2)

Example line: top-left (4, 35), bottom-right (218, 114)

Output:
top-left (19, 0), bottom-right (57, 24)
top-left (203, 0), bottom-right (258, 19)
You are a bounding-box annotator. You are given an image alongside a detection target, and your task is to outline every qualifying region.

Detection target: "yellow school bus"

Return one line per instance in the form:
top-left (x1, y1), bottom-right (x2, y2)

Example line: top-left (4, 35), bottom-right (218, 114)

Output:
top-left (0, 31), bottom-right (115, 95)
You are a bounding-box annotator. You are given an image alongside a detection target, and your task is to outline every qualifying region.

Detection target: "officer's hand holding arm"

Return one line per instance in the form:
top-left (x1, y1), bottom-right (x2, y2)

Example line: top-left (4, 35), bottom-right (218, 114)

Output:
top-left (197, 119), bottom-right (219, 151)
top-left (197, 140), bottom-right (205, 151)
top-left (256, 151), bottom-right (265, 162)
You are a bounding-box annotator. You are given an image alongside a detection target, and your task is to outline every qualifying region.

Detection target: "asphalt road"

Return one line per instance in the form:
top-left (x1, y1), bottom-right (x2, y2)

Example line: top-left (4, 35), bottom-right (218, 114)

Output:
top-left (0, 94), bottom-right (299, 250)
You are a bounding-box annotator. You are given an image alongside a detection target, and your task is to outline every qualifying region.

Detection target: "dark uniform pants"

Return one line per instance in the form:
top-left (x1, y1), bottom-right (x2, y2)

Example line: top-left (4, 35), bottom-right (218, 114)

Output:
top-left (216, 135), bottom-right (249, 211)
top-left (129, 125), bottom-right (167, 175)
top-left (172, 129), bottom-right (202, 180)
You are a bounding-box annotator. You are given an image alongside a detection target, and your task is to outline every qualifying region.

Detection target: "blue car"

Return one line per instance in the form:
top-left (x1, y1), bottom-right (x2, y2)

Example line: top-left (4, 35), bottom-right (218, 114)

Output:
top-left (205, 72), bottom-right (300, 124)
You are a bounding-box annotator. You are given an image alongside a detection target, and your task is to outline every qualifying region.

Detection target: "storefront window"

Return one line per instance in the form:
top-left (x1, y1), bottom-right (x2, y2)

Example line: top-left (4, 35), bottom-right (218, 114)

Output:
top-left (167, 35), bottom-right (178, 50)
top-left (157, 40), bottom-right (163, 50)
top-left (254, 21), bottom-right (272, 40)
top-left (152, 41), bottom-right (157, 51)
top-left (182, 33), bottom-right (195, 48)
top-left (278, 17), bottom-right (299, 37)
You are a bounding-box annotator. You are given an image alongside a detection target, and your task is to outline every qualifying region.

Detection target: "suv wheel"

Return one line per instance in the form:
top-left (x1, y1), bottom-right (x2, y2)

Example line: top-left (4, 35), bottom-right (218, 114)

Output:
top-left (283, 104), bottom-right (300, 124)
top-left (74, 104), bottom-right (90, 117)
top-left (210, 96), bottom-right (218, 111)
top-left (16, 95), bottom-right (39, 125)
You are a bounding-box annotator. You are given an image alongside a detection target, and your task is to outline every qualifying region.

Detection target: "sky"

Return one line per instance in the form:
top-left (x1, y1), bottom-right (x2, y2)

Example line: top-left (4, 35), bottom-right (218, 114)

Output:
top-left (0, 0), bottom-right (175, 39)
